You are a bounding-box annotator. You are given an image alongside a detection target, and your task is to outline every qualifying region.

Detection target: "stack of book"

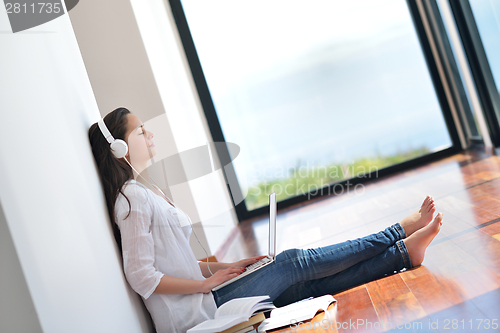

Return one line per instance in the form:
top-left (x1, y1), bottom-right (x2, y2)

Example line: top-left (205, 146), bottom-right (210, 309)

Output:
top-left (187, 296), bottom-right (274, 333)
top-left (218, 313), bottom-right (265, 333)
top-left (187, 294), bottom-right (337, 333)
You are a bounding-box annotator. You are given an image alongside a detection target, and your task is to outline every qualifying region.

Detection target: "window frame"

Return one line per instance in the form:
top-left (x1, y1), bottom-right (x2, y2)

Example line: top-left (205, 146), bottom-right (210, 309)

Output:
top-left (169, 0), bottom-right (462, 222)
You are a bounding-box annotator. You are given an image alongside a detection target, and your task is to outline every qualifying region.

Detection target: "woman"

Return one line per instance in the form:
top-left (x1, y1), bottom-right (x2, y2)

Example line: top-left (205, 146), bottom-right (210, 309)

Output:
top-left (88, 107), bottom-right (443, 333)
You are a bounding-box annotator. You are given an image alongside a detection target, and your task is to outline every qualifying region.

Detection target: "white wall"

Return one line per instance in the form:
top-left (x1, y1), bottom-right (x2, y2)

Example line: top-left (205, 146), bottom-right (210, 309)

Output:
top-left (0, 202), bottom-right (42, 333)
top-left (67, 0), bottom-right (238, 258)
top-left (0, 6), bottom-right (153, 333)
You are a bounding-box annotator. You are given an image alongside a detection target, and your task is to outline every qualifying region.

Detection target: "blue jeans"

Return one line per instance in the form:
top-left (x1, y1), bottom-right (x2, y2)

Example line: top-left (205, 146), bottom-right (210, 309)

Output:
top-left (211, 223), bottom-right (412, 307)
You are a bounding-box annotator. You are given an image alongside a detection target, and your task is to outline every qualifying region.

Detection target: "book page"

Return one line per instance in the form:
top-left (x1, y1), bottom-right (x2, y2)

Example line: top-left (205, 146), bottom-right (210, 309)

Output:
top-left (257, 295), bottom-right (336, 332)
top-left (215, 296), bottom-right (271, 318)
top-left (270, 295), bottom-right (335, 321)
top-left (187, 315), bottom-right (244, 333)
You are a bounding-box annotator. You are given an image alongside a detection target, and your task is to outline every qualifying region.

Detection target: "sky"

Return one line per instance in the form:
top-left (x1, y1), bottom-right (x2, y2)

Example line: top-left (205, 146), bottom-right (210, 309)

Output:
top-left (181, 0), bottom-right (453, 186)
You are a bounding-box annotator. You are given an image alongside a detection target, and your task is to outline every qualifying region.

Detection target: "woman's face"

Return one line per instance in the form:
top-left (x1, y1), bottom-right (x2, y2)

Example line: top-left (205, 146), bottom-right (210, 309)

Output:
top-left (124, 114), bottom-right (157, 166)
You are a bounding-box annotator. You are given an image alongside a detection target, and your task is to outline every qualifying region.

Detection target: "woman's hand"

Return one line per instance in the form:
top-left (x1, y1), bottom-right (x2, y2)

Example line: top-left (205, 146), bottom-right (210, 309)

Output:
top-left (232, 255), bottom-right (268, 269)
top-left (200, 266), bottom-right (247, 293)
top-left (199, 256), bottom-right (267, 293)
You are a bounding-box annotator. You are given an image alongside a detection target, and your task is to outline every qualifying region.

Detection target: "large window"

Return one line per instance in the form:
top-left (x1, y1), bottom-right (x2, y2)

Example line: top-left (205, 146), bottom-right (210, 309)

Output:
top-left (177, 0), bottom-right (454, 212)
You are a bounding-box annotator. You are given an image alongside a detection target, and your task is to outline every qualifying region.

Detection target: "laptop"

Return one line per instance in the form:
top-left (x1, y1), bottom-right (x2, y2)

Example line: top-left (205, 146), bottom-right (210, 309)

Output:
top-left (212, 192), bottom-right (277, 291)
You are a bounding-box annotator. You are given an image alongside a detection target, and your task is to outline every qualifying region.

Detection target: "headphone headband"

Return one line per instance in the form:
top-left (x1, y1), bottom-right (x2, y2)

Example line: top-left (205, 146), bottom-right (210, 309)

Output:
top-left (98, 118), bottom-right (114, 144)
top-left (97, 117), bottom-right (128, 159)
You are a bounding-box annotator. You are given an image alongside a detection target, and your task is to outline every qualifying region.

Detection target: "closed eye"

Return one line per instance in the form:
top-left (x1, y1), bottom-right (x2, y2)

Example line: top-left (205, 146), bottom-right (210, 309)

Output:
top-left (137, 124), bottom-right (145, 135)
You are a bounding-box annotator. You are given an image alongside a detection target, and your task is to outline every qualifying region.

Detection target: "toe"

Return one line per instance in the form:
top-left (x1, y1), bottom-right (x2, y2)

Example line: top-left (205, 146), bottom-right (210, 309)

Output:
top-left (435, 212), bottom-right (443, 224)
top-left (429, 203), bottom-right (436, 213)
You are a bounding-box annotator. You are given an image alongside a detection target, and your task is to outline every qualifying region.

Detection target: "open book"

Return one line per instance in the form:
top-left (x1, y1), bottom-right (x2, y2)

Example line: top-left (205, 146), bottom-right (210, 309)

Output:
top-left (187, 296), bottom-right (275, 333)
top-left (257, 295), bottom-right (336, 332)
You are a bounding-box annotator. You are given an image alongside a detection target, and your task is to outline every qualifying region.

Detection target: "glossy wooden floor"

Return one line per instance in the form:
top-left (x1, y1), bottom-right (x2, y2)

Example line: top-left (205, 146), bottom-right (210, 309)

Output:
top-left (216, 149), bottom-right (500, 332)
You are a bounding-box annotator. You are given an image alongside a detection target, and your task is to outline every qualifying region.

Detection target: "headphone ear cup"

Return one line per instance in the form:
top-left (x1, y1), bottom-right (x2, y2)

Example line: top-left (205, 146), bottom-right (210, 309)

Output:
top-left (110, 139), bottom-right (128, 159)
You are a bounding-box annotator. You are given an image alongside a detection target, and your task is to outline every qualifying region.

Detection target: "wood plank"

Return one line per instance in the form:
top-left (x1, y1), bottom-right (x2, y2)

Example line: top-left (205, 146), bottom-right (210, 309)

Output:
top-left (454, 232), bottom-right (500, 276)
top-left (425, 299), bottom-right (488, 333)
top-left (333, 286), bottom-right (381, 333)
top-left (365, 274), bottom-right (427, 329)
top-left (402, 271), bottom-right (467, 315)
top-left (215, 150), bottom-right (500, 332)
top-left (424, 237), bottom-right (485, 278)
top-left (449, 266), bottom-right (500, 301)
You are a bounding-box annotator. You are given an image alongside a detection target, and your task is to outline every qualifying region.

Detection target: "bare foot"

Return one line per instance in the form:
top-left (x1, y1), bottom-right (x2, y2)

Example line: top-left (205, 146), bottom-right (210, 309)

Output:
top-left (403, 213), bottom-right (443, 267)
top-left (400, 196), bottom-right (436, 237)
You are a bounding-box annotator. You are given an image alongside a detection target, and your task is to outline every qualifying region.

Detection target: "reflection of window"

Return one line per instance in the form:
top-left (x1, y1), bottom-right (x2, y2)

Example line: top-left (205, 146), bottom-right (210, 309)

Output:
top-left (470, 0), bottom-right (500, 93)
top-left (181, 0), bottom-right (452, 211)
top-left (436, 0), bottom-right (480, 138)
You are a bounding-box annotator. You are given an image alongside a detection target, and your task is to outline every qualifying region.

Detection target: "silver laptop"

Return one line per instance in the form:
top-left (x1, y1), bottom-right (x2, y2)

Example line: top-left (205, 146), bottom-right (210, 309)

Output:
top-left (212, 192), bottom-right (277, 291)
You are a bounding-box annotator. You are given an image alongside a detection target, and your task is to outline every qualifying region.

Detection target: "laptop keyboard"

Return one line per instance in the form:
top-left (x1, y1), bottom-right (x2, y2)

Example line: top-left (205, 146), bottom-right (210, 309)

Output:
top-left (245, 255), bottom-right (272, 271)
top-left (212, 255), bottom-right (274, 291)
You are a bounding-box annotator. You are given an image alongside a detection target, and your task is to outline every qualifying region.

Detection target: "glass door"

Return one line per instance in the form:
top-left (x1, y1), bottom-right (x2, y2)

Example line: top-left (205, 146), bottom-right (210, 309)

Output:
top-left (171, 0), bottom-right (459, 218)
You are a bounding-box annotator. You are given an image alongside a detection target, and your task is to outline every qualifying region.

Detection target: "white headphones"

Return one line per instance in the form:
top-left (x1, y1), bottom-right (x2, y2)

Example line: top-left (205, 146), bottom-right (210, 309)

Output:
top-left (98, 118), bottom-right (128, 159)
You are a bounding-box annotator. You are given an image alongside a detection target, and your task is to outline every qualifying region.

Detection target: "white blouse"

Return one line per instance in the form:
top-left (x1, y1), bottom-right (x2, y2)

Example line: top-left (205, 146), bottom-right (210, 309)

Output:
top-left (114, 179), bottom-right (217, 333)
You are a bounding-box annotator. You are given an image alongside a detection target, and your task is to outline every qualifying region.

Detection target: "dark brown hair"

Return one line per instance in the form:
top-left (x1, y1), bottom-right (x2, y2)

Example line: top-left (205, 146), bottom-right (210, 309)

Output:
top-left (88, 107), bottom-right (133, 250)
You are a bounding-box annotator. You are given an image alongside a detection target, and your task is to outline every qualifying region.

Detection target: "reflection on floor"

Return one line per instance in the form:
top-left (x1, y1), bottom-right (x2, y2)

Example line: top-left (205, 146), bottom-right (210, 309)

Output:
top-left (216, 149), bottom-right (500, 332)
